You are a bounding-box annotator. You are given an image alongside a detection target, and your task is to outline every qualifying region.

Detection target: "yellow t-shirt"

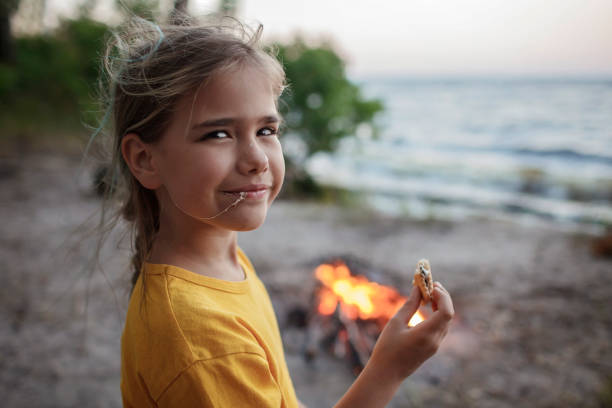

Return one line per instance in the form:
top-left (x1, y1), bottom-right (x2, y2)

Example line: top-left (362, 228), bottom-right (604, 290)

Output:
top-left (121, 248), bottom-right (299, 407)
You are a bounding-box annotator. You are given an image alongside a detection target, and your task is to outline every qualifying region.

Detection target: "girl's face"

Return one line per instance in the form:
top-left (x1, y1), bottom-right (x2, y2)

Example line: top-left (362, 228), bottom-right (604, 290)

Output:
top-left (150, 66), bottom-right (285, 231)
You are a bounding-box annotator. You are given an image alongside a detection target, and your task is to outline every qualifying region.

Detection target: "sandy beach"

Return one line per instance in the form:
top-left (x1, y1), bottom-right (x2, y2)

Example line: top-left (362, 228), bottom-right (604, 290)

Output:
top-left (1, 151), bottom-right (611, 407)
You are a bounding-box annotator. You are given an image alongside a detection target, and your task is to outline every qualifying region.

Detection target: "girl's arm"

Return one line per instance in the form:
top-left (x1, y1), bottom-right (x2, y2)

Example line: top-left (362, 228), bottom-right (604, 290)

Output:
top-left (334, 283), bottom-right (454, 408)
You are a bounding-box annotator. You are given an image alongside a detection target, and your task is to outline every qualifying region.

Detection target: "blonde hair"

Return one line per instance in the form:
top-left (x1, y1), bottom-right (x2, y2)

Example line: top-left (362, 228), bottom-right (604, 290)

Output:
top-left (96, 16), bottom-right (286, 294)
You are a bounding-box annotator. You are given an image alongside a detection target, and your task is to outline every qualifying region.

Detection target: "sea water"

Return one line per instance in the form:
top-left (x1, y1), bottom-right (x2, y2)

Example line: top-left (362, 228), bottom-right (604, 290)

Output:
top-left (304, 77), bottom-right (612, 234)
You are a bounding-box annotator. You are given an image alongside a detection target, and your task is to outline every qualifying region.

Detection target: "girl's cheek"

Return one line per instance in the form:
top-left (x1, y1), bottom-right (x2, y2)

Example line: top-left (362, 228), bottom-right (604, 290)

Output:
top-left (272, 150), bottom-right (285, 177)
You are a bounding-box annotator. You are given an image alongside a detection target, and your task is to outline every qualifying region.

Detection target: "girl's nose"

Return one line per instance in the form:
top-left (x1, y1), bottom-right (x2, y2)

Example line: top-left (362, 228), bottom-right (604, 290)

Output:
top-left (237, 138), bottom-right (269, 175)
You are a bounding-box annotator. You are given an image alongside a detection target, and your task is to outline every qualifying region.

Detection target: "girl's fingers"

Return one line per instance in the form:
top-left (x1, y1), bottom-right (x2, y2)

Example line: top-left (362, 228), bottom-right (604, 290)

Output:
top-left (432, 286), bottom-right (454, 321)
top-left (431, 282), bottom-right (448, 312)
top-left (434, 281), bottom-right (448, 295)
top-left (417, 286), bottom-right (454, 332)
top-left (394, 286), bottom-right (421, 325)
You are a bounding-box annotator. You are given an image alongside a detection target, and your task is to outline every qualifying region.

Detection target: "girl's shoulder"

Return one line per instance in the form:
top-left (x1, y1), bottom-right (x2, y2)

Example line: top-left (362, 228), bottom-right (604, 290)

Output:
top-left (127, 256), bottom-right (265, 351)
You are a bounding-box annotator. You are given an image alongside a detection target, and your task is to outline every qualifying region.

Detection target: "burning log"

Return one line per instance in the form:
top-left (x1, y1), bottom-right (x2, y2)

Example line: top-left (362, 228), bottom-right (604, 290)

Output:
top-left (337, 305), bottom-right (372, 374)
top-left (293, 259), bottom-right (426, 375)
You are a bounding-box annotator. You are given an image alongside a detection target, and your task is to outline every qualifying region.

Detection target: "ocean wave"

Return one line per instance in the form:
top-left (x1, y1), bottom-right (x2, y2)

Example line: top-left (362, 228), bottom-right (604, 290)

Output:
top-left (306, 77), bottom-right (612, 231)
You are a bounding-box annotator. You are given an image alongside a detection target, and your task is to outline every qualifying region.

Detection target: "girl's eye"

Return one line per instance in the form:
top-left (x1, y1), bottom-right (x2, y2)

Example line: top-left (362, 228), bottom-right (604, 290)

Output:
top-left (201, 130), bottom-right (230, 140)
top-left (257, 127), bottom-right (278, 137)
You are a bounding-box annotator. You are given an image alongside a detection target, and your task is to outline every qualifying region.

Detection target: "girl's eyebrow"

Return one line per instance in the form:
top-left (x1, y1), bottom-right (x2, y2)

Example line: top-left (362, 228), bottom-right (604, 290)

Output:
top-left (191, 115), bottom-right (280, 129)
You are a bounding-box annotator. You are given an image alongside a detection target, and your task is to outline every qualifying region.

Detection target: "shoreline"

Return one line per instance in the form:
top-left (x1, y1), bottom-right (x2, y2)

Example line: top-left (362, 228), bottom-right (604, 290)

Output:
top-left (288, 181), bottom-right (612, 238)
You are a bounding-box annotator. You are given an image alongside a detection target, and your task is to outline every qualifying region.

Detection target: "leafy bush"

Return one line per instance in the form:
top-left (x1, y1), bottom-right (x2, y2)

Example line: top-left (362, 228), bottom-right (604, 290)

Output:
top-left (0, 17), bottom-right (108, 135)
top-left (276, 39), bottom-right (384, 156)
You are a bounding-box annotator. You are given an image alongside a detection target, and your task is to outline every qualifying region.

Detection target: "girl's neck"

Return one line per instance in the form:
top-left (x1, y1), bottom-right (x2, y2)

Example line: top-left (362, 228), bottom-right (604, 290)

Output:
top-left (148, 220), bottom-right (244, 281)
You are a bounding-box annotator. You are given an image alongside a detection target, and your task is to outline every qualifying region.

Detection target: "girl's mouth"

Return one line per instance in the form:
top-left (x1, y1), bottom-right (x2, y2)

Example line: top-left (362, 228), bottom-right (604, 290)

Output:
top-left (224, 187), bottom-right (269, 199)
top-left (239, 189), bottom-right (267, 199)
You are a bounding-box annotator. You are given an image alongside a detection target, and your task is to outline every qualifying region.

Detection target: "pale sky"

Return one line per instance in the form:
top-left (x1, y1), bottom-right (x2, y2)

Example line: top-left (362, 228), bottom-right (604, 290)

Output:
top-left (40, 0), bottom-right (612, 76)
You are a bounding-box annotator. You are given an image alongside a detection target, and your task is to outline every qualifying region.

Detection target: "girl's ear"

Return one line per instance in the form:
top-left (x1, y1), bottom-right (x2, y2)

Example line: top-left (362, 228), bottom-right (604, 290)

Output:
top-left (121, 133), bottom-right (162, 190)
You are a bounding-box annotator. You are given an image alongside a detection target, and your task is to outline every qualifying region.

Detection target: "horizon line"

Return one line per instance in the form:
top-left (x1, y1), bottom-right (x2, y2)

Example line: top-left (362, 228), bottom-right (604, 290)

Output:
top-left (348, 71), bottom-right (612, 81)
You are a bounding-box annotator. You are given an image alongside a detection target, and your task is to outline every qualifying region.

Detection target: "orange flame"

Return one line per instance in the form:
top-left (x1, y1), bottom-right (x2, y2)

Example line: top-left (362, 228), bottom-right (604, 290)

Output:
top-left (315, 262), bottom-right (425, 326)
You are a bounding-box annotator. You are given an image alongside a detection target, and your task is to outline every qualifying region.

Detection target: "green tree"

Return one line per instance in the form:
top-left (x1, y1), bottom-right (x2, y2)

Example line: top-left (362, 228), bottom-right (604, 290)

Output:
top-left (276, 38), bottom-right (383, 156)
top-left (273, 38), bottom-right (383, 198)
top-left (115, 0), bottom-right (160, 20)
top-left (0, 0), bottom-right (20, 62)
top-left (0, 17), bottom-right (109, 136)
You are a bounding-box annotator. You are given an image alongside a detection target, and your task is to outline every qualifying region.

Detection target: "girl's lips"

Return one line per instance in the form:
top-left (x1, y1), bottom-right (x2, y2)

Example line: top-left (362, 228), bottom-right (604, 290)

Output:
top-left (241, 189), bottom-right (268, 199)
top-left (224, 187), bottom-right (269, 199)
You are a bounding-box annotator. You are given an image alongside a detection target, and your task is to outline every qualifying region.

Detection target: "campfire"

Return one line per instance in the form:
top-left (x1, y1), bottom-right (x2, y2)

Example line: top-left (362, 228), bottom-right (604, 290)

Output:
top-left (296, 259), bottom-right (426, 375)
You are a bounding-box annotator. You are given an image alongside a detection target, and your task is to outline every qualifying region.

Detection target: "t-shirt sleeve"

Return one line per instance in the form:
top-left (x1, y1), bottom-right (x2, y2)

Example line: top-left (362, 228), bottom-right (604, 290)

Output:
top-left (156, 352), bottom-right (283, 407)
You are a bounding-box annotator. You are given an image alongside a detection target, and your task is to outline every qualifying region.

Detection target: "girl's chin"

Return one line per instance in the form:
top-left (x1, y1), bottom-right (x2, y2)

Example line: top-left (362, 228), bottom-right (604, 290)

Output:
top-left (221, 207), bottom-right (269, 231)
top-left (227, 218), bottom-right (266, 232)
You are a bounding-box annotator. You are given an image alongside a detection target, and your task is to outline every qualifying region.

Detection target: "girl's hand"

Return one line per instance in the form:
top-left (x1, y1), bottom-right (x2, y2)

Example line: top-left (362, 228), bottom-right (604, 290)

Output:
top-left (368, 282), bottom-right (454, 383)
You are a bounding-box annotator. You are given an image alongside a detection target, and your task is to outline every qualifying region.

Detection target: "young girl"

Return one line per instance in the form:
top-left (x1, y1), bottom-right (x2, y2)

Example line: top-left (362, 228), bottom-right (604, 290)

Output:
top-left (101, 16), bottom-right (454, 408)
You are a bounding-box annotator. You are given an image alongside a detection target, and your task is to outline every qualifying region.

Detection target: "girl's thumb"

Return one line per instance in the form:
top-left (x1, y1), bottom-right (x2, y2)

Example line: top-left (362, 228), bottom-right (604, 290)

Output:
top-left (394, 286), bottom-right (421, 324)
